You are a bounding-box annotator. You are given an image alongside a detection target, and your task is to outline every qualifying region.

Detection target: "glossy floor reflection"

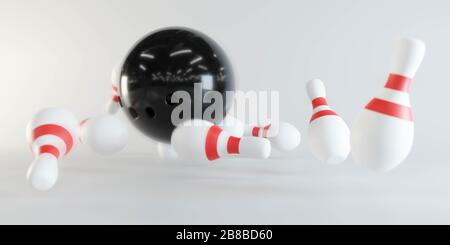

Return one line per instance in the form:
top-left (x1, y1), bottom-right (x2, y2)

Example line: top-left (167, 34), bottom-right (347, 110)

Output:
top-left (1, 153), bottom-right (449, 224)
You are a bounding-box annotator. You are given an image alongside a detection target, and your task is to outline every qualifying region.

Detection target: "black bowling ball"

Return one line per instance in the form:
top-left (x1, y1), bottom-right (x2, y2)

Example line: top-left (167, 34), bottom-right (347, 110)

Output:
top-left (118, 27), bottom-right (235, 143)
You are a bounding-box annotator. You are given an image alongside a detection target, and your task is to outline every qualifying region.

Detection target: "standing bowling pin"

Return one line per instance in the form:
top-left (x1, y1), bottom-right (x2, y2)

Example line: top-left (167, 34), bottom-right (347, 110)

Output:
top-left (26, 108), bottom-right (79, 191)
top-left (80, 115), bottom-right (129, 155)
top-left (171, 119), bottom-right (271, 161)
top-left (306, 79), bottom-right (350, 164)
top-left (351, 38), bottom-right (426, 171)
top-left (106, 64), bottom-right (121, 114)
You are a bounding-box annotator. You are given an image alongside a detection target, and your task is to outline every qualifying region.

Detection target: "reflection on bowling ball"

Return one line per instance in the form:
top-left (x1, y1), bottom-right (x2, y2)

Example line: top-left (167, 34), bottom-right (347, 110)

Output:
top-left (119, 27), bottom-right (235, 143)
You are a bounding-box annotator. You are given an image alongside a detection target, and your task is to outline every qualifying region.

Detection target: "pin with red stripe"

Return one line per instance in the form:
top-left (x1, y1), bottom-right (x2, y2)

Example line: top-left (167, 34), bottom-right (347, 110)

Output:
top-left (220, 117), bottom-right (301, 152)
top-left (248, 124), bottom-right (275, 138)
top-left (171, 119), bottom-right (271, 161)
top-left (106, 64), bottom-right (122, 114)
top-left (351, 38), bottom-right (426, 172)
top-left (306, 79), bottom-right (350, 164)
top-left (26, 108), bottom-right (79, 191)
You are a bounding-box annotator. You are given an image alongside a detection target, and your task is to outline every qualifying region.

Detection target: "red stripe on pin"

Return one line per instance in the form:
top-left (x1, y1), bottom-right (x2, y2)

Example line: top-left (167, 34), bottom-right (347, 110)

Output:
top-left (112, 95), bottom-right (120, 103)
top-left (385, 74), bottom-right (412, 92)
top-left (227, 136), bottom-right (240, 154)
top-left (32, 124), bottom-right (73, 155)
top-left (310, 110), bottom-right (337, 123)
top-left (79, 119), bottom-right (89, 126)
top-left (262, 124), bottom-right (271, 138)
top-left (312, 97), bottom-right (328, 109)
top-left (252, 127), bottom-right (260, 137)
top-left (205, 125), bottom-right (222, 161)
top-left (39, 145), bottom-right (60, 158)
top-left (365, 98), bottom-right (413, 121)
top-left (79, 119), bottom-right (89, 143)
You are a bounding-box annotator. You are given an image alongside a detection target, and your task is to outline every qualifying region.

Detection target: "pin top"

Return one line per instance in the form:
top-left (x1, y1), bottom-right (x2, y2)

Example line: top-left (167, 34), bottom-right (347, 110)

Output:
top-left (306, 79), bottom-right (327, 101)
top-left (390, 37), bottom-right (426, 78)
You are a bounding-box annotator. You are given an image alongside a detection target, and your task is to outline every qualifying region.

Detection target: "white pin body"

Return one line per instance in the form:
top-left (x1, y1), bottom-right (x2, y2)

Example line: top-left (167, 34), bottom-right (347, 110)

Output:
top-left (306, 79), bottom-right (349, 163)
top-left (376, 88), bottom-right (411, 107)
top-left (308, 116), bottom-right (350, 164)
top-left (236, 137), bottom-right (271, 159)
top-left (171, 120), bottom-right (212, 161)
top-left (351, 110), bottom-right (414, 171)
top-left (270, 122), bottom-right (301, 152)
top-left (80, 115), bottom-right (129, 155)
top-left (350, 38), bottom-right (424, 171)
top-left (27, 153), bottom-right (59, 191)
top-left (171, 119), bottom-right (271, 161)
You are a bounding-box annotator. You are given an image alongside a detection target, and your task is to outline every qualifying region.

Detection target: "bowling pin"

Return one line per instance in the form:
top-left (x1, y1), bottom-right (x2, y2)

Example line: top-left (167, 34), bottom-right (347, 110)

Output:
top-left (171, 119), bottom-right (271, 161)
top-left (106, 65), bottom-right (121, 114)
top-left (306, 79), bottom-right (350, 164)
top-left (26, 108), bottom-right (79, 191)
top-left (351, 38), bottom-right (426, 171)
top-left (220, 117), bottom-right (301, 152)
top-left (245, 122), bottom-right (300, 152)
top-left (80, 115), bottom-right (129, 155)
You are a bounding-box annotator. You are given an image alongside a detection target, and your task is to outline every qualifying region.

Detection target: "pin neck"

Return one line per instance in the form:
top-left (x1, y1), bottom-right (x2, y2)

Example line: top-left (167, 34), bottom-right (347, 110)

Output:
top-left (311, 97), bottom-right (328, 109)
top-left (385, 73), bottom-right (412, 93)
top-left (32, 124), bottom-right (74, 155)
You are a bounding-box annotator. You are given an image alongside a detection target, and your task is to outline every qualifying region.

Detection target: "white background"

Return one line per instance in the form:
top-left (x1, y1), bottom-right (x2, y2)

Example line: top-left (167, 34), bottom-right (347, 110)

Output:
top-left (0, 0), bottom-right (449, 224)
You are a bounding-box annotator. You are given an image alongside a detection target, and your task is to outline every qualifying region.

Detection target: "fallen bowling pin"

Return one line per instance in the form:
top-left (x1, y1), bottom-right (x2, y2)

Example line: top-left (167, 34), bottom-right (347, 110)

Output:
top-left (306, 79), bottom-right (350, 164)
top-left (351, 37), bottom-right (426, 171)
top-left (245, 122), bottom-right (300, 152)
top-left (26, 108), bottom-right (79, 191)
top-left (80, 115), bottom-right (129, 155)
top-left (220, 117), bottom-right (300, 152)
top-left (171, 119), bottom-right (271, 161)
top-left (106, 64), bottom-right (121, 114)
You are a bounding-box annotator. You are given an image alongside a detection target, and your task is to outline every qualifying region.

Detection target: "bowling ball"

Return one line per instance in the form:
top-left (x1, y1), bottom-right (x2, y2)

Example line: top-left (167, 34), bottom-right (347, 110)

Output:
top-left (118, 27), bottom-right (235, 143)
